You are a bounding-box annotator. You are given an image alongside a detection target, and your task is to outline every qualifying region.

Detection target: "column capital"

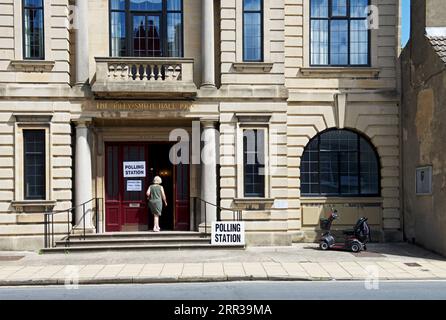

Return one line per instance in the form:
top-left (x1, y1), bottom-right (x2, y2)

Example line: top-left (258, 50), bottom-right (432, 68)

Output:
top-left (201, 119), bottom-right (219, 128)
top-left (72, 118), bottom-right (93, 128)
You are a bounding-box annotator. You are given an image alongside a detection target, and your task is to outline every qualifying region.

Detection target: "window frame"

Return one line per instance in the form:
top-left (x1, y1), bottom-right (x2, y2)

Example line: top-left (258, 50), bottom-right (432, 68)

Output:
top-left (309, 0), bottom-right (371, 67)
top-left (242, 0), bottom-right (264, 62)
top-left (22, 0), bottom-right (45, 60)
top-left (109, 0), bottom-right (184, 58)
top-left (242, 128), bottom-right (266, 198)
top-left (23, 129), bottom-right (47, 200)
top-left (301, 129), bottom-right (381, 198)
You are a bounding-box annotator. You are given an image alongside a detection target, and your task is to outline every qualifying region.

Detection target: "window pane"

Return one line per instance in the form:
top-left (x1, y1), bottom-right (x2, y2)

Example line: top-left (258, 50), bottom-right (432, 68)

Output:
top-left (243, 130), bottom-right (265, 197)
top-left (24, 7), bottom-right (44, 59)
top-left (332, 0), bottom-right (347, 16)
top-left (360, 138), bottom-right (379, 195)
top-left (24, 0), bottom-right (43, 7)
top-left (130, 0), bottom-right (162, 11)
top-left (351, 0), bottom-right (369, 18)
top-left (340, 152), bottom-right (359, 195)
top-left (167, 12), bottom-right (183, 57)
top-left (167, 0), bottom-right (182, 11)
top-left (330, 20), bottom-right (348, 65)
top-left (111, 11), bottom-right (126, 56)
top-left (310, 19), bottom-right (328, 65)
top-left (320, 152), bottom-right (339, 195)
top-left (244, 0), bottom-right (262, 11)
top-left (301, 138), bottom-right (320, 195)
top-left (24, 130), bottom-right (46, 200)
top-left (350, 19), bottom-right (369, 65)
top-left (110, 0), bottom-right (125, 10)
top-left (243, 12), bottom-right (262, 61)
top-left (310, 0), bottom-right (328, 18)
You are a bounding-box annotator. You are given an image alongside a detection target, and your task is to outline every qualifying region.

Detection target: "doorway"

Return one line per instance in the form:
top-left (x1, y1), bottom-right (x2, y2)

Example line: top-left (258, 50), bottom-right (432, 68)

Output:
top-left (104, 142), bottom-right (190, 232)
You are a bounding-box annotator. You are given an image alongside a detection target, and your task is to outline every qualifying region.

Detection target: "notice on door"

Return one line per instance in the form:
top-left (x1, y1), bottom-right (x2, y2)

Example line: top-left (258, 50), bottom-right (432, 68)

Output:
top-left (123, 161), bottom-right (146, 178)
top-left (127, 180), bottom-right (142, 192)
top-left (211, 222), bottom-right (245, 246)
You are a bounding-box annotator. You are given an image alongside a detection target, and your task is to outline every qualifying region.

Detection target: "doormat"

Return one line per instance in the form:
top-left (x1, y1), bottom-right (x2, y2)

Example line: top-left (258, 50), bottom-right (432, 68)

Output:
top-left (350, 251), bottom-right (385, 258)
top-left (0, 256), bottom-right (25, 261)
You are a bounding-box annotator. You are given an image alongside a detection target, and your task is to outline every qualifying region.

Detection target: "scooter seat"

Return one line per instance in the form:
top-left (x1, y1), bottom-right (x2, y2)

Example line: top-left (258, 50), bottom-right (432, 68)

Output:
top-left (343, 230), bottom-right (355, 236)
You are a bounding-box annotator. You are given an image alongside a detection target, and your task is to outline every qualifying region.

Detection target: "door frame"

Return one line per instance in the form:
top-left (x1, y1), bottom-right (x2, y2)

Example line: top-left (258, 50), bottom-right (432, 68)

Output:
top-left (103, 141), bottom-right (190, 232)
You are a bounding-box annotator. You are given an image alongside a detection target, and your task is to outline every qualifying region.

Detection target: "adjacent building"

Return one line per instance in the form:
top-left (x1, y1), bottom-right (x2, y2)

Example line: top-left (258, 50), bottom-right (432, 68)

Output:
top-left (0, 0), bottom-right (402, 251)
top-left (401, 0), bottom-right (446, 256)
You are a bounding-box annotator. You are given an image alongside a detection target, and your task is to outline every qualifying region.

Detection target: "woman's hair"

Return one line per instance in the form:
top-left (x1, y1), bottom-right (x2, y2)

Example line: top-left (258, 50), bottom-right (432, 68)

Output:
top-left (153, 176), bottom-right (162, 184)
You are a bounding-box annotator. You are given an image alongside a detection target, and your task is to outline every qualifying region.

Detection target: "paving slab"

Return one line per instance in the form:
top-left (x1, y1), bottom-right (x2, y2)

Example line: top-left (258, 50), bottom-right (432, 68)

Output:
top-left (300, 262), bottom-right (331, 280)
top-left (223, 263), bottom-right (246, 280)
top-left (242, 262), bottom-right (268, 279)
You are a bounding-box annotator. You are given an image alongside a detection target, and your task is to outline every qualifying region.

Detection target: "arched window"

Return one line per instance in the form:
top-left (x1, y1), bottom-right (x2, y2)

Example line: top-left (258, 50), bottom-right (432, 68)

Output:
top-left (301, 129), bottom-right (380, 197)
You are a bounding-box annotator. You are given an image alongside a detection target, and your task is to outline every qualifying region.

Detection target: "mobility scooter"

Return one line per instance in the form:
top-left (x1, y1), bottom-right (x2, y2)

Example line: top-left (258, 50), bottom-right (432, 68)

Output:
top-left (319, 208), bottom-right (371, 253)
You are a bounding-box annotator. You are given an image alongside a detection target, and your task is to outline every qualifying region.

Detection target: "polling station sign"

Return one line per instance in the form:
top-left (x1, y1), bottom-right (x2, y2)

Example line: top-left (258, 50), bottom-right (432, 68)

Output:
top-left (211, 221), bottom-right (245, 246)
top-left (123, 162), bottom-right (146, 178)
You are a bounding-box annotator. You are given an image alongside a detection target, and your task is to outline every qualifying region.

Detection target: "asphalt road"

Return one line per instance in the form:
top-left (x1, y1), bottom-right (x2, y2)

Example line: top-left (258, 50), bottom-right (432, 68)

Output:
top-left (0, 281), bottom-right (446, 300)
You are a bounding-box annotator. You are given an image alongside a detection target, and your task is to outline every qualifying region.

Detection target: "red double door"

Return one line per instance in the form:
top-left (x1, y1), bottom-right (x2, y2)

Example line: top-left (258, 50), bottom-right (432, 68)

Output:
top-left (105, 142), bottom-right (190, 232)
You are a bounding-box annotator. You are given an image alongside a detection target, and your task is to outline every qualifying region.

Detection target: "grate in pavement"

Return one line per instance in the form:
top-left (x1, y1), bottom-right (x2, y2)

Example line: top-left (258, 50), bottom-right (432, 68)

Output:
top-left (350, 252), bottom-right (385, 258)
top-left (405, 262), bottom-right (422, 267)
top-left (0, 256), bottom-right (24, 261)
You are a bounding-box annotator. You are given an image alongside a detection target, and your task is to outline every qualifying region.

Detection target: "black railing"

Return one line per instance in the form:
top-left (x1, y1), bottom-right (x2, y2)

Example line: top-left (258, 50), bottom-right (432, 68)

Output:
top-left (191, 197), bottom-right (243, 237)
top-left (43, 198), bottom-right (103, 249)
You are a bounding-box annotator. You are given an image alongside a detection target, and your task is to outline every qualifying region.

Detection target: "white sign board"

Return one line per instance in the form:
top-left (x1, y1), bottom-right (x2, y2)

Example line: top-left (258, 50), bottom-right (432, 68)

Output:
top-left (123, 161), bottom-right (146, 178)
top-left (211, 222), bottom-right (245, 246)
top-left (127, 180), bottom-right (142, 192)
top-left (416, 166), bottom-right (433, 195)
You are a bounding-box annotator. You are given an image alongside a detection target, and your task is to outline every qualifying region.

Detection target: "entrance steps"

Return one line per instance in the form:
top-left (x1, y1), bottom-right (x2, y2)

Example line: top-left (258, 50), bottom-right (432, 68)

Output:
top-left (41, 231), bottom-right (245, 253)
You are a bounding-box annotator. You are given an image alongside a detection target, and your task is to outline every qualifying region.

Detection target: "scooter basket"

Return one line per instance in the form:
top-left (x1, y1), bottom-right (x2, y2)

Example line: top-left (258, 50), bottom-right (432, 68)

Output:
top-left (320, 218), bottom-right (331, 231)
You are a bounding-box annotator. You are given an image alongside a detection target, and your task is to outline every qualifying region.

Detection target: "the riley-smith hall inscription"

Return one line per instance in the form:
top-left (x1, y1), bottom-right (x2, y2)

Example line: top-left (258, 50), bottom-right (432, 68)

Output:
top-left (94, 101), bottom-right (191, 112)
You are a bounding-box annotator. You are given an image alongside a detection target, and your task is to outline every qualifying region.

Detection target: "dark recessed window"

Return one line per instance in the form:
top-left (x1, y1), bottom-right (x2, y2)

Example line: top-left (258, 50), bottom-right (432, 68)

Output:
top-left (310, 0), bottom-right (370, 66)
top-left (301, 129), bottom-right (380, 197)
top-left (243, 0), bottom-right (263, 62)
top-left (110, 0), bottom-right (183, 57)
top-left (243, 129), bottom-right (265, 197)
top-left (23, 130), bottom-right (46, 200)
top-left (23, 0), bottom-right (44, 59)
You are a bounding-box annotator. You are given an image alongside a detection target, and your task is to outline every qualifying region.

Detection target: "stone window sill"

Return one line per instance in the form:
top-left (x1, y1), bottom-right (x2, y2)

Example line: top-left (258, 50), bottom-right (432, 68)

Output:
top-left (299, 67), bottom-right (380, 78)
top-left (11, 200), bottom-right (57, 213)
top-left (232, 62), bottom-right (274, 73)
top-left (10, 60), bottom-right (55, 72)
top-left (233, 198), bottom-right (275, 211)
top-left (301, 197), bottom-right (383, 206)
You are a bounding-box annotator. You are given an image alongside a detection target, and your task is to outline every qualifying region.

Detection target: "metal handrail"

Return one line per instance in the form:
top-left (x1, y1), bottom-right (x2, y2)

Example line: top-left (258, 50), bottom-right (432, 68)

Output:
top-left (191, 197), bottom-right (243, 237)
top-left (43, 198), bottom-right (103, 249)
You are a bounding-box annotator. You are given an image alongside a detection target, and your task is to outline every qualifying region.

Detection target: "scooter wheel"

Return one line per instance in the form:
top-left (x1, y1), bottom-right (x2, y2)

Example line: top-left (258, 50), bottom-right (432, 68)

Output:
top-left (351, 243), bottom-right (361, 253)
top-left (319, 241), bottom-right (329, 251)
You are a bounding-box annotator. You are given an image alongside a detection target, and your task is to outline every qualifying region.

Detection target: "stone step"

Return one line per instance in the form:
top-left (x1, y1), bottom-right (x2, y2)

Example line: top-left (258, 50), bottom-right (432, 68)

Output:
top-left (55, 237), bottom-right (211, 247)
top-left (67, 231), bottom-right (204, 241)
top-left (41, 243), bottom-right (245, 254)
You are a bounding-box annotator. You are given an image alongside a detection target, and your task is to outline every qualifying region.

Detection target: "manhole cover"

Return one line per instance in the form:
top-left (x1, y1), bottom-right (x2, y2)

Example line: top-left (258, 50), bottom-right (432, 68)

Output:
top-left (405, 262), bottom-right (422, 267)
top-left (0, 256), bottom-right (24, 261)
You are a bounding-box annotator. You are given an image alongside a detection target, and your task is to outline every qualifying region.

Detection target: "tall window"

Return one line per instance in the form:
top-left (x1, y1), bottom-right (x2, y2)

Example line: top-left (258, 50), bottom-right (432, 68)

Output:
top-left (23, 130), bottom-right (46, 200)
top-left (301, 129), bottom-right (380, 197)
top-left (23, 0), bottom-right (44, 59)
top-left (243, 129), bottom-right (265, 197)
top-left (110, 0), bottom-right (183, 57)
top-left (310, 0), bottom-right (370, 66)
top-left (243, 0), bottom-right (263, 61)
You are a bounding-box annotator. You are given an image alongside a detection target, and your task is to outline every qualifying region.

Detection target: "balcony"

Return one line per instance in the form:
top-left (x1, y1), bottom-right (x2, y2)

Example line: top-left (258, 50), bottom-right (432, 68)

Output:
top-left (91, 57), bottom-right (197, 99)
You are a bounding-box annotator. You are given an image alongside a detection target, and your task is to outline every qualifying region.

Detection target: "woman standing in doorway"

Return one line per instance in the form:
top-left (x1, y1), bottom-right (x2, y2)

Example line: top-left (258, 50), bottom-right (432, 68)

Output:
top-left (146, 176), bottom-right (168, 232)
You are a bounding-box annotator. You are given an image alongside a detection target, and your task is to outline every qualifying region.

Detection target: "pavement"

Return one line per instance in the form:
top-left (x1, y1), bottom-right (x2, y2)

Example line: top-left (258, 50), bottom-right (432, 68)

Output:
top-left (0, 243), bottom-right (446, 286)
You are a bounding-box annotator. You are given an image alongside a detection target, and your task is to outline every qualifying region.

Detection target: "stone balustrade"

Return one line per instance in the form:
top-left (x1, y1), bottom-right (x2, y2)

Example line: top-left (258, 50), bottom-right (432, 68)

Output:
top-left (92, 57), bottom-right (197, 98)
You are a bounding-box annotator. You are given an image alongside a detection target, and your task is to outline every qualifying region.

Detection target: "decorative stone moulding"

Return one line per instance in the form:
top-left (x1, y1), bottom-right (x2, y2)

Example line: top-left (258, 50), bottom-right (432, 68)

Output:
top-left (233, 198), bottom-right (275, 211)
top-left (232, 62), bottom-right (274, 73)
top-left (299, 67), bottom-right (380, 78)
top-left (10, 60), bottom-right (55, 72)
top-left (11, 200), bottom-right (57, 213)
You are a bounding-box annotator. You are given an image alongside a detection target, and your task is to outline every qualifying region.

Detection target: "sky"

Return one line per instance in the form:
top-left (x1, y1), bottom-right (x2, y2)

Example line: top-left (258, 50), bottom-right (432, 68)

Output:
top-left (401, 0), bottom-right (411, 48)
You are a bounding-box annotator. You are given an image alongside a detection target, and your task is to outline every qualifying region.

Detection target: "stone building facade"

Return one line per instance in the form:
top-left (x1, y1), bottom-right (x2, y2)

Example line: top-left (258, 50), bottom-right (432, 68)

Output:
top-left (0, 0), bottom-right (402, 251)
top-left (401, 0), bottom-right (446, 257)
